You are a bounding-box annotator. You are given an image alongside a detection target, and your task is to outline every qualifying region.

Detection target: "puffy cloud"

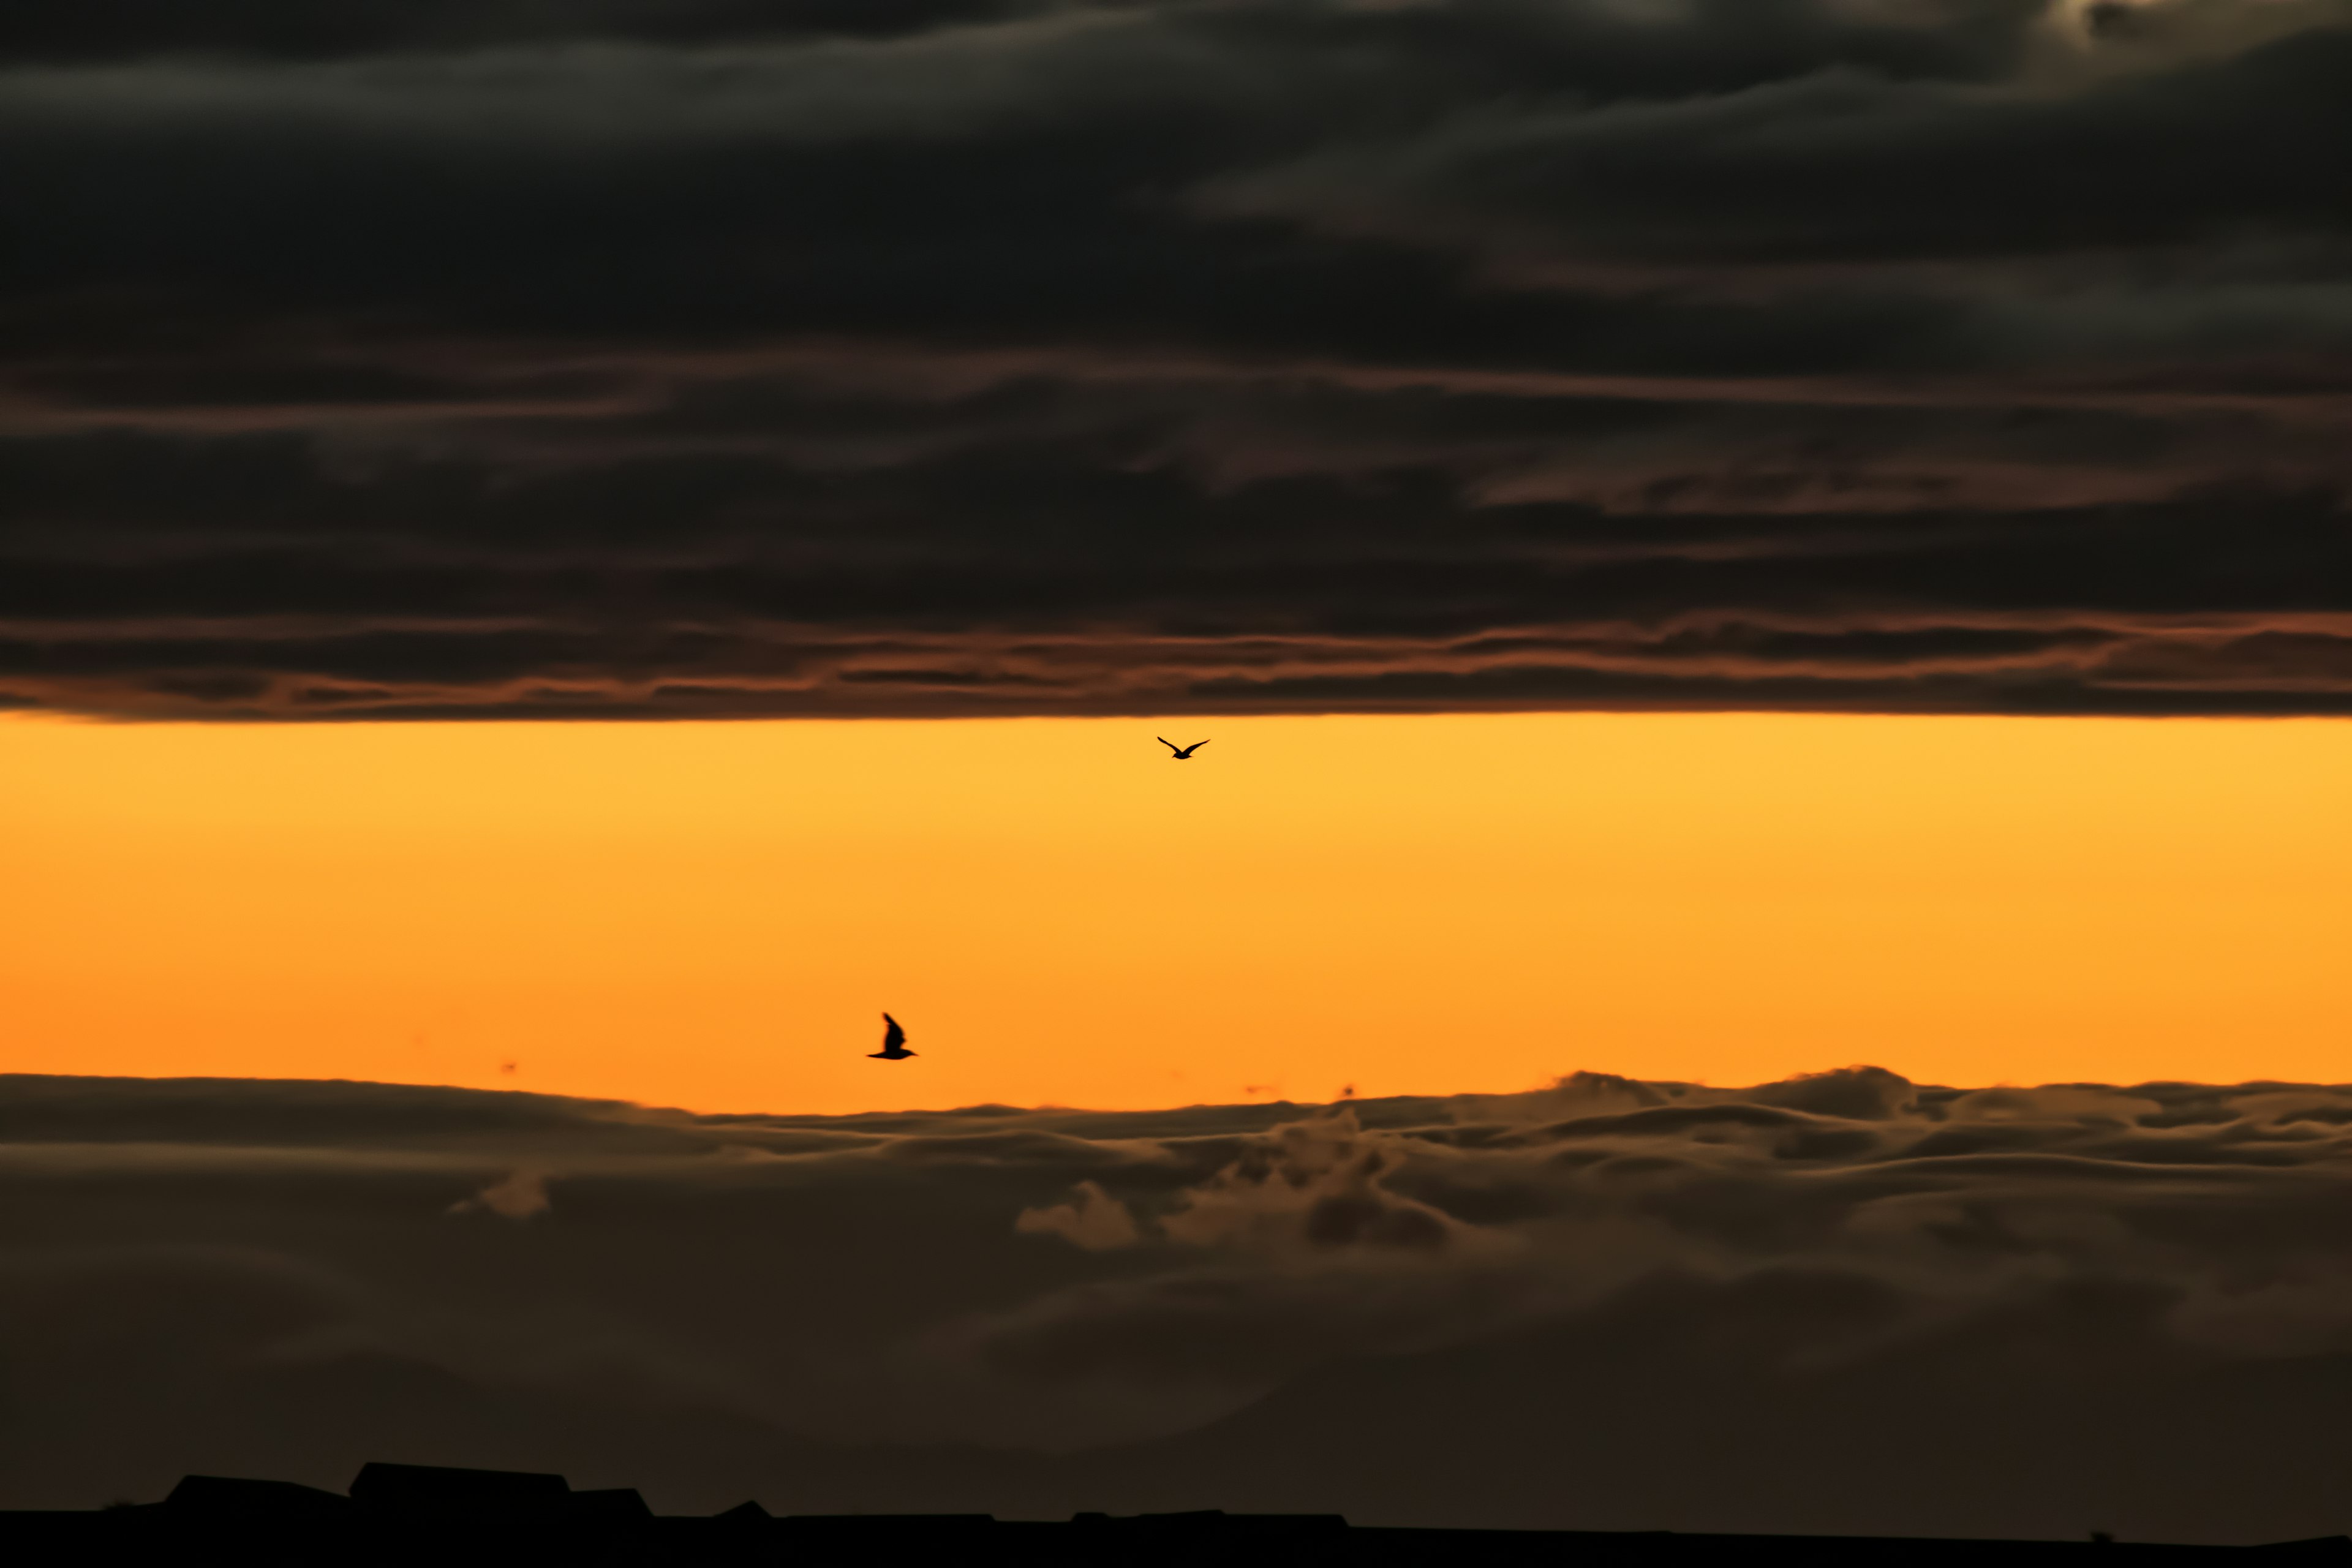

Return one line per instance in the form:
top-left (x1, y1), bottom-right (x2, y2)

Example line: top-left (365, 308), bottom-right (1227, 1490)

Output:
top-left (1, 1), bottom-right (2348, 718)
top-left (1153, 1109), bottom-right (1459, 1253)
top-left (4, 1068), bottom-right (2351, 1539)
top-left (449, 1167), bottom-right (552, 1219)
top-left (1016, 1179), bottom-right (1141, 1249)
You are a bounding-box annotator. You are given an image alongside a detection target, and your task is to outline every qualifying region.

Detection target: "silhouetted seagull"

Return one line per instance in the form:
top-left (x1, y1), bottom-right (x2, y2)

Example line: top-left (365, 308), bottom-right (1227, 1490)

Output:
top-left (1158, 737), bottom-right (1209, 759)
top-left (869, 1013), bottom-right (914, 1060)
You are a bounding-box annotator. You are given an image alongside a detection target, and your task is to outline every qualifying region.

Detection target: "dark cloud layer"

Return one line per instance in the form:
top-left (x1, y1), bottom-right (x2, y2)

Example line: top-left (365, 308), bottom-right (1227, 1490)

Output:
top-left (5, 1068), bottom-right (2351, 1538)
top-left (3, 1), bottom-right (2350, 717)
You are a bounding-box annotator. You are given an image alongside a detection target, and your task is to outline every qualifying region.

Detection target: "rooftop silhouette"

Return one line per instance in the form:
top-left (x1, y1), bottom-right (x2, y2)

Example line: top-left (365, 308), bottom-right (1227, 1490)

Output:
top-left (4, 1464), bottom-right (2339, 1566)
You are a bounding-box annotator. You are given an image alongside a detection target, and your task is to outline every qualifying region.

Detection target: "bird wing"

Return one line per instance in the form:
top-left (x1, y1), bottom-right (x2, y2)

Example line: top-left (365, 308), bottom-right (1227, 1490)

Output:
top-left (1157, 736), bottom-right (1179, 752)
top-left (1188, 739), bottom-right (1210, 752)
top-left (882, 1013), bottom-right (905, 1049)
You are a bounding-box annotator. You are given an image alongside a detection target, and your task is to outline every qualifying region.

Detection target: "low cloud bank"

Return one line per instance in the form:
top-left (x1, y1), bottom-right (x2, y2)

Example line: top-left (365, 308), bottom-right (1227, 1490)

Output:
top-left (3, 1068), bottom-right (2348, 1539)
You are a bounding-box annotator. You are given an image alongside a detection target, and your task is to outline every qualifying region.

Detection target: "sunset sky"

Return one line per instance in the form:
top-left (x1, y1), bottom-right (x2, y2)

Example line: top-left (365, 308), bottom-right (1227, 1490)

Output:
top-left (7, 710), bottom-right (2343, 1112)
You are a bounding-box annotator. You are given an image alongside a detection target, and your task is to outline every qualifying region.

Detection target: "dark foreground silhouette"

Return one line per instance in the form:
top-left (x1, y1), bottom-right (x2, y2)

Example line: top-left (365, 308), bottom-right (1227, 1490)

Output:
top-left (3, 1464), bottom-right (2342, 1567)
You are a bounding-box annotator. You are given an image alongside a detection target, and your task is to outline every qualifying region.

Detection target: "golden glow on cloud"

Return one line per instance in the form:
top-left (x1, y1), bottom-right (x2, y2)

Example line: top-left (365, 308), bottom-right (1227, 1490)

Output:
top-left (2, 712), bottom-right (2344, 1113)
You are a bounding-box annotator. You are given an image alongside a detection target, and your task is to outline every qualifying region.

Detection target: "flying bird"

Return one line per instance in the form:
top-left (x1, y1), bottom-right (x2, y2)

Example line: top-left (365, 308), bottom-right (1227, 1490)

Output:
top-left (1158, 737), bottom-right (1210, 759)
top-left (869, 1012), bottom-right (914, 1060)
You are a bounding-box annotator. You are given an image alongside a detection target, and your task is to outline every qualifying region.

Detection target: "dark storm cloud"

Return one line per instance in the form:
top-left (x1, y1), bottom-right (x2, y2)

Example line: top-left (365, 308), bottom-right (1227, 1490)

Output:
top-left (0, 0), bottom-right (1057, 62)
top-left (2, 1), bottom-right (2349, 717)
top-left (6, 1069), bottom-right (2352, 1537)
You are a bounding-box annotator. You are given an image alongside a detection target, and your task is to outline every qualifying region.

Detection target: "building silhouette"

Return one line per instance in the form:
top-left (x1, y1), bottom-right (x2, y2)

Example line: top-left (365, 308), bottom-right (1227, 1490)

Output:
top-left (2, 1461), bottom-right (2339, 1565)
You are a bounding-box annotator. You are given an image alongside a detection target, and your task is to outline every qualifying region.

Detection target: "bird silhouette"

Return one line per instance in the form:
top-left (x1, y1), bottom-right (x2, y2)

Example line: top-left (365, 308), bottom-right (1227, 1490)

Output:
top-left (869, 1013), bottom-right (914, 1060)
top-left (1158, 737), bottom-right (1209, 759)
